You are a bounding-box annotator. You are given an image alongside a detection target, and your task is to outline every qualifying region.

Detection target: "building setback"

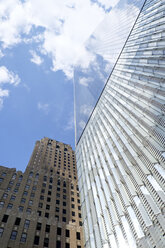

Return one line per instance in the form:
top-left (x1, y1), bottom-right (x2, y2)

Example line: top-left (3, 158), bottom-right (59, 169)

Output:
top-left (76, 0), bottom-right (165, 247)
top-left (0, 137), bottom-right (84, 248)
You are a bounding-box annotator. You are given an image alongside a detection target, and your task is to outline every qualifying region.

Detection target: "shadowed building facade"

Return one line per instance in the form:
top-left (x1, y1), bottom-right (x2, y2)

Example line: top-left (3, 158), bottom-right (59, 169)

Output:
top-left (0, 137), bottom-right (83, 248)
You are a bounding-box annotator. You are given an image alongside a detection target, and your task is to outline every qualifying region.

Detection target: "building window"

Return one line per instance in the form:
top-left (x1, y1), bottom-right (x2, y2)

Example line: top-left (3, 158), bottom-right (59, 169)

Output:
top-left (26, 208), bottom-right (31, 214)
top-left (66, 243), bottom-right (70, 248)
top-left (38, 202), bottom-right (43, 208)
top-left (0, 201), bottom-right (4, 208)
top-left (71, 198), bottom-right (74, 202)
top-left (2, 214), bottom-right (8, 223)
top-left (56, 200), bottom-right (60, 205)
top-left (72, 204), bottom-right (75, 208)
top-left (24, 219), bottom-right (30, 229)
top-left (63, 195), bottom-right (66, 200)
top-left (34, 236), bottom-right (40, 245)
top-left (21, 198), bottom-right (26, 204)
top-left (15, 217), bottom-right (21, 226)
top-left (0, 178), bottom-right (3, 182)
top-left (72, 211), bottom-right (75, 217)
top-left (46, 204), bottom-right (50, 210)
top-left (29, 200), bottom-right (33, 206)
top-left (47, 197), bottom-right (51, 202)
top-left (25, 185), bottom-right (30, 190)
top-left (62, 217), bottom-right (66, 222)
top-left (10, 231), bottom-right (17, 240)
top-left (57, 227), bottom-right (61, 235)
top-left (41, 189), bottom-right (45, 194)
top-left (0, 228), bottom-right (4, 237)
top-left (44, 238), bottom-right (49, 247)
top-left (31, 192), bottom-right (35, 198)
top-left (36, 222), bottom-right (42, 231)
top-left (56, 206), bottom-right (60, 212)
top-left (48, 191), bottom-right (51, 195)
top-left (45, 212), bottom-right (49, 218)
top-left (20, 233), bottom-right (27, 243)
top-left (63, 209), bottom-right (66, 214)
top-left (32, 186), bottom-right (36, 191)
top-left (3, 193), bottom-right (8, 199)
top-left (37, 211), bottom-right (41, 216)
top-left (66, 229), bottom-right (70, 237)
top-left (23, 191), bottom-right (28, 196)
top-left (40, 195), bottom-right (44, 200)
top-left (56, 240), bottom-right (61, 248)
top-left (18, 175), bottom-right (23, 182)
top-left (45, 225), bottom-right (50, 233)
top-left (18, 206), bottom-right (24, 212)
top-left (7, 203), bottom-right (13, 209)
top-left (63, 202), bottom-right (66, 206)
top-left (49, 185), bottom-right (52, 189)
top-left (10, 195), bottom-right (16, 201)
top-left (76, 232), bottom-right (81, 240)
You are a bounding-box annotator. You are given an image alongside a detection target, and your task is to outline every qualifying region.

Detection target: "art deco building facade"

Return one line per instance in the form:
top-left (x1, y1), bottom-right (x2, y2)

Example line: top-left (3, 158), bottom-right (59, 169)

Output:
top-left (76, 0), bottom-right (165, 247)
top-left (0, 138), bottom-right (83, 248)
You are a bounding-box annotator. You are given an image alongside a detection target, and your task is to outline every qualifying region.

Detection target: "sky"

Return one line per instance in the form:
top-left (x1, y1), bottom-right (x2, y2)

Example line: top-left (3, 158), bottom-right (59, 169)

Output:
top-left (0, 0), bottom-right (123, 172)
top-left (0, 0), bottom-right (143, 172)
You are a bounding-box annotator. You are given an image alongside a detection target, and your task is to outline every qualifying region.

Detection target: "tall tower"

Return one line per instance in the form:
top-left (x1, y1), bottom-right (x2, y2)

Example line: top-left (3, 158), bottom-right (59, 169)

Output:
top-left (0, 137), bottom-right (84, 248)
top-left (76, 0), bottom-right (165, 247)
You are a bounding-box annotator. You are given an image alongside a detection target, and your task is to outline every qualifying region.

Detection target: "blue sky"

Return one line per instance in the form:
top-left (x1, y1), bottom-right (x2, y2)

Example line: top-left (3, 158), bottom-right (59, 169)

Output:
top-left (0, 0), bottom-right (142, 171)
top-left (0, 0), bottom-right (116, 171)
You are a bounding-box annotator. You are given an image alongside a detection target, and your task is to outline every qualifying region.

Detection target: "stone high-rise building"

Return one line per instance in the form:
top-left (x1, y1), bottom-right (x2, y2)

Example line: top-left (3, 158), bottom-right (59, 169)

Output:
top-left (75, 0), bottom-right (165, 247)
top-left (0, 137), bottom-right (84, 248)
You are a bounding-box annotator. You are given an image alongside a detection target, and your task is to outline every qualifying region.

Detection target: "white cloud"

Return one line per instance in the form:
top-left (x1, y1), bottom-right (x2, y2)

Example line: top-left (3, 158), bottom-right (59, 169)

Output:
top-left (79, 77), bottom-right (93, 87)
top-left (37, 102), bottom-right (50, 114)
top-left (0, 0), bottom-right (107, 78)
top-left (0, 66), bottom-right (20, 109)
top-left (0, 66), bottom-right (20, 85)
top-left (30, 50), bottom-right (43, 65)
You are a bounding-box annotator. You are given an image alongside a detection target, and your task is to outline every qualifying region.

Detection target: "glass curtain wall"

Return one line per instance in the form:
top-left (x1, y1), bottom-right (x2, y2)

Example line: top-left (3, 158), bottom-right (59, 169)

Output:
top-left (76, 0), bottom-right (165, 247)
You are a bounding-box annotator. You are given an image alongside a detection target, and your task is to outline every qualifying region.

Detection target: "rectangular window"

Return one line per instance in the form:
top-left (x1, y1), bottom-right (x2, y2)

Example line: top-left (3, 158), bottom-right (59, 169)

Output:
top-left (45, 225), bottom-right (50, 233)
top-left (47, 197), bottom-right (51, 202)
top-left (26, 208), bottom-right (31, 214)
top-left (23, 191), bottom-right (28, 196)
top-left (76, 232), bottom-right (81, 240)
top-left (63, 209), bottom-right (66, 214)
top-left (0, 201), bottom-right (4, 208)
top-left (36, 222), bottom-right (42, 231)
top-left (7, 203), bottom-right (13, 209)
top-left (0, 228), bottom-right (4, 237)
top-left (21, 198), bottom-right (26, 203)
top-left (2, 214), bottom-right (9, 223)
top-left (34, 236), bottom-right (40, 245)
top-left (29, 200), bottom-right (33, 205)
top-left (57, 227), bottom-right (61, 235)
top-left (10, 195), bottom-right (16, 201)
top-left (10, 231), bottom-right (17, 240)
top-left (3, 193), bottom-right (8, 199)
top-left (38, 202), bottom-right (43, 208)
top-left (37, 210), bottom-right (41, 216)
top-left (66, 243), bottom-right (70, 248)
top-left (24, 219), bottom-right (30, 229)
top-left (46, 204), bottom-right (50, 210)
top-left (45, 212), bottom-right (49, 218)
top-left (20, 233), bottom-right (27, 243)
top-left (19, 206), bottom-right (24, 212)
top-left (56, 240), bottom-right (61, 248)
top-left (15, 217), bottom-right (21, 226)
top-left (44, 238), bottom-right (49, 247)
top-left (66, 229), bottom-right (70, 237)
top-left (63, 202), bottom-right (66, 206)
top-left (56, 200), bottom-right (60, 205)
top-left (72, 212), bottom-right (75, 217)
top-left (62, 217), bottom-right (66, 222)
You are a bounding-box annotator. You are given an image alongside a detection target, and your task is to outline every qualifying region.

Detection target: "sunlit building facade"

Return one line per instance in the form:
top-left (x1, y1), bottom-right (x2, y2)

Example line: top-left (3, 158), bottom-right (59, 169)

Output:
top-left (0, 138), bottom-right (83, 248)
top-left (76, 0), bottom-right (165, 247)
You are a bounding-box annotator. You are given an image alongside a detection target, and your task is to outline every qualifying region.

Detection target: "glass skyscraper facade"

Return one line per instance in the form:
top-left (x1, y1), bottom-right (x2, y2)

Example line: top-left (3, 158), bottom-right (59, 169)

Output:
top-left (75, 0), bottom-right (165, 247)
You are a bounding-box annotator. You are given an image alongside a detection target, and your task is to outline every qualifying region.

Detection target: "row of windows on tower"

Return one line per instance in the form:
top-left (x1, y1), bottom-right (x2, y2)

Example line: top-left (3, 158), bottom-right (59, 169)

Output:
top-left (0, 216), bottom-right (81, 247)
